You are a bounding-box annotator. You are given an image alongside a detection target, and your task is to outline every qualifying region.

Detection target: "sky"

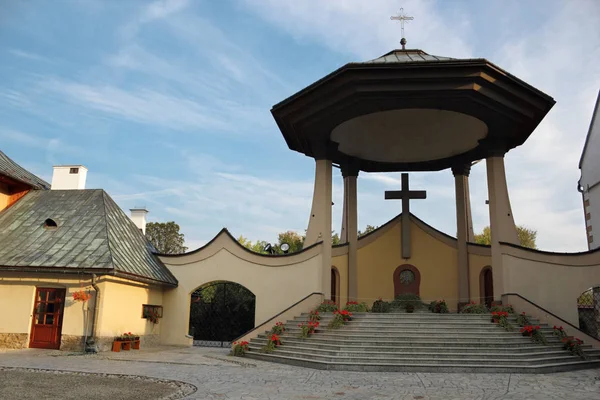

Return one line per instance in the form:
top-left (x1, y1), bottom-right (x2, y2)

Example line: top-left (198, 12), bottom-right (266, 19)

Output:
top-left (1, 0), bottom-right (599, 252)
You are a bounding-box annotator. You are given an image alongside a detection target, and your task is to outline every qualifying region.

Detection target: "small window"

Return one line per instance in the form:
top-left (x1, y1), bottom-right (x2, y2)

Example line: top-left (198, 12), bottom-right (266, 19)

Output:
top-left (142, 304), bottom-right (163, 321)
top-left (69, 167), bottom-right (79, 174)
top-left (43, 218), bottom-right (58, 229)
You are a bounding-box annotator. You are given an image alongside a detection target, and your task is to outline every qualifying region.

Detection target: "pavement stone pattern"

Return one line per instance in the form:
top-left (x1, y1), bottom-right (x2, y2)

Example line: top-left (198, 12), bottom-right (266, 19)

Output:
top-left (1, 346), bottom-right (599, 399)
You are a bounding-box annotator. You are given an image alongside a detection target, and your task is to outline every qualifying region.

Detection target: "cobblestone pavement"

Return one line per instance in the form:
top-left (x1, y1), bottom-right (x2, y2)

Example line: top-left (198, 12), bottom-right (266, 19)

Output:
top-left (1, 347), bottom-right (600, 399)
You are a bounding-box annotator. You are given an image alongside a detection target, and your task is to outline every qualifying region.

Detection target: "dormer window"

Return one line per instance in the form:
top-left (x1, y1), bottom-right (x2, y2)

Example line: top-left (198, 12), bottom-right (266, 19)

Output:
top-left (69, 168), bottom-right (79, 174)
top-left (44, 218), bottom-right (58, 229)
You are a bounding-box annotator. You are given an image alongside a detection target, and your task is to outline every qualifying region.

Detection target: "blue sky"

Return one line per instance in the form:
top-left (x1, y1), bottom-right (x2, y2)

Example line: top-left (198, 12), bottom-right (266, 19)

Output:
top-left (1, 0), bottom-right (599, 252)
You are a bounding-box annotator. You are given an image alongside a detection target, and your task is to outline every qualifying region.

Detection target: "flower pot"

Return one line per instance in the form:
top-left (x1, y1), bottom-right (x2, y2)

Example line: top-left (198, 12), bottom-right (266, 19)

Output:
top-left (405, 305), bottom-right (415, 313)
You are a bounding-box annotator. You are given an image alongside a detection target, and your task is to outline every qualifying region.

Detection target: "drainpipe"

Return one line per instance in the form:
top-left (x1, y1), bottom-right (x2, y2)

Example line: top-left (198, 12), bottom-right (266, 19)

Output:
top-left (88, 274), bottom-right (101, 353)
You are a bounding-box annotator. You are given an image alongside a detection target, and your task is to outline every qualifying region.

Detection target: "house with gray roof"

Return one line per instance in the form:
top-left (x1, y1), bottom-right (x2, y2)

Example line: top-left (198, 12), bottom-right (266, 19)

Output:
top-left (0, 151), bottom-right (177, 352)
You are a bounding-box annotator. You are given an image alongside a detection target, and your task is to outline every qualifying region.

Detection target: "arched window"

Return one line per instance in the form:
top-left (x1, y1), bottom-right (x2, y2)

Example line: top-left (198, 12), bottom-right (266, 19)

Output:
top-left (479, 266), bottom-right (493, 308)
top-left (393, 264), bottom-right (421, 297)
top-left (43, 218), bottom-right (58, 229)
top-left (331, 266), bottom-right (340, 305)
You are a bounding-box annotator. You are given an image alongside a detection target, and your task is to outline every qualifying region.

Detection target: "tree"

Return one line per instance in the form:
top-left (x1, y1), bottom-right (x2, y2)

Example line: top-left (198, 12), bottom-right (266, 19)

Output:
top-left (474, 225), bottom-right (537, 249)
top-left (358, 225), bottom-right (378, 237)
top-left (237, 230), bottom-right (341, 254)
top-left (145, 222), bottom-right (188, 254)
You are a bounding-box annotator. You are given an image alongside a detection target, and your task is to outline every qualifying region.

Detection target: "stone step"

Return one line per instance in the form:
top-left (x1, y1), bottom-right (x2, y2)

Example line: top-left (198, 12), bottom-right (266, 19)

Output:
top-left (250, 339), bottom-right (592, 354)
top-left (246, 352), bottom-right (600, 373)
top-left (301, 312), bottom-right (522, 319)
top-left (247, 348), bottom-right (600, 366)
top-left (252, 336), bottom-right (559, 348)
top-left (259, 332), bottom-right (560, 343)
top-left (294, 316), bottom-right (541, 324)
top-left (283, 327), bottom-right (552, 335)
top-left (248, 343), bottom-right (600, 359)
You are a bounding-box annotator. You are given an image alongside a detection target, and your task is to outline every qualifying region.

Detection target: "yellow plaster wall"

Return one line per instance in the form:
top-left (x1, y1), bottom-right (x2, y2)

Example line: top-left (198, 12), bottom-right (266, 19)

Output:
top-left (159, 233), bottom-right (323, 346)
top-left (469, 253), bottom-right (492, 302)
top-left (0, 274), bottom-right (94, 339)
top-left (0, 183), bottom-right (10, 211)
top-left (501, 245), bottom-right (600, 326)
top-left (95, 277), bottom-right (163, 338)
top-left (331, 252), bottom-right (348, 306)
top-left (0, 274), bottom-right (164, 346)
top-left (356, 220), bottom-right (460, 307)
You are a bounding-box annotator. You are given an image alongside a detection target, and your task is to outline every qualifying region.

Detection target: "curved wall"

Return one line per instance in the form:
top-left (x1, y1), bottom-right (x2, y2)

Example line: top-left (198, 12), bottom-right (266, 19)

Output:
top-left (501, 243), bottom-right (600, 326)
top-left (159, 230), bottom-right (323, 346)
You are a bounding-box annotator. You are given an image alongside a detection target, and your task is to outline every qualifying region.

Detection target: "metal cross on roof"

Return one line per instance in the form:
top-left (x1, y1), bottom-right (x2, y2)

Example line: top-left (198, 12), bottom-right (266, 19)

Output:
top-left (390, 8), bottom-right (414, 49)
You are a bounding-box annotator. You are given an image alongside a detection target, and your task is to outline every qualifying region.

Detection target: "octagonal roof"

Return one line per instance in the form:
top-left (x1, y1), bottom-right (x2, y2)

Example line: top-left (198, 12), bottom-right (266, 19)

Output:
top-left (363, 49), bottom-right (455, 64)
top-left (272, 49), bottom-right (555, 172)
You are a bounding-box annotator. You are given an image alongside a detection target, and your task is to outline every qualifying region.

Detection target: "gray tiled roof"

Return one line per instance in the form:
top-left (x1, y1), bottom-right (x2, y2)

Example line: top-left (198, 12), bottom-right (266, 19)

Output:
top-left (0, 150), bottom-right (50, 189)
top-left (360, 49), bottom-right (455, 64)
top-left (0, 189), bottom-right (177, 286)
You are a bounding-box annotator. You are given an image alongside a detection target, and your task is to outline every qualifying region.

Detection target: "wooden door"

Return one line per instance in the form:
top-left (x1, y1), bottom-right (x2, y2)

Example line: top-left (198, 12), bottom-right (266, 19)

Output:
top-left (393, 265), bottom-right (421, 297)
top-left (29, 288), bottom-right (65, 349)
top-left (483, 269), bottom-right (494, 308)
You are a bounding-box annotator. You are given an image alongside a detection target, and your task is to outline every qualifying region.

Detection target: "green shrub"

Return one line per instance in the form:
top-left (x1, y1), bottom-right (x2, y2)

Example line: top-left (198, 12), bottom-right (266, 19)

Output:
top-left (490, 303), bottom-right (515, 314)
top-left (392, 293), bottom-right (422, 311)
top-left (344, 301), bottom-right (369, 312)
top-left (230, 341), bottom-right (249, 357)
top-left (316, 300), bottom-right (338, 312)
top-left (460, 302), bottom-right (488, 314)
top-left (328, 310), bottom-right (352, 329)
top-left (371, 298), bottom-right (391, 313)
top-left (428, 300), bottom-right (449, 314)
top-left (515, 312), bottom-right (530, 327)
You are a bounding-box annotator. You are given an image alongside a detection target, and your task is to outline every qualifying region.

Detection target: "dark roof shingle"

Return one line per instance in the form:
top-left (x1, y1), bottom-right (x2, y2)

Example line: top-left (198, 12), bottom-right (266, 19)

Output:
top-left (0, 150), bottom-right (51, 189)
top-left (0, 189), bottom-right (177, 286)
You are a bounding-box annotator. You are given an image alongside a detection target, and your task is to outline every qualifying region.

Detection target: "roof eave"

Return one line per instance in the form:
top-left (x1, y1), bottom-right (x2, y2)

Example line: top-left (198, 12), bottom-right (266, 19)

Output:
top-left (578, 90), bottom-right (600, 169)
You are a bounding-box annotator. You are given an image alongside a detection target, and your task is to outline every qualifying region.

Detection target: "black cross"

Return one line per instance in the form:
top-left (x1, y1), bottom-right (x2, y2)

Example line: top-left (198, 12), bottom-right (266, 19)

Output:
top-left (384, 173), bottom-right (427, 259)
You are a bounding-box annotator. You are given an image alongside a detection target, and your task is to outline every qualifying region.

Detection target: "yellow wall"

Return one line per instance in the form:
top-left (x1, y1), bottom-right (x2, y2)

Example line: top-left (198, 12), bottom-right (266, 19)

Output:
top-left (0, 273), bottom-right (164, 348)
top-left (331, 251), bottom-right (348, 305)
top-left (469, 253), bottom-right (492, 302)
top-left (501, 245), bottom-right (600, 326)
top-left (0, 183), bottom-right (11, 211)
top-left (159, 231), bottom-right (323, 346)
top-left (95, 277), bottom-right (163, 338)
top-left (356, 220), bottom-right (460, 307)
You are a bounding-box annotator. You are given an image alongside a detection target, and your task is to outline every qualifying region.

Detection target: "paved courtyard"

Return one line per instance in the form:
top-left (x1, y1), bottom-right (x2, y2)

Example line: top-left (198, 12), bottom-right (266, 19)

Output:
top-left (1, 346), bottom-right (599, 400)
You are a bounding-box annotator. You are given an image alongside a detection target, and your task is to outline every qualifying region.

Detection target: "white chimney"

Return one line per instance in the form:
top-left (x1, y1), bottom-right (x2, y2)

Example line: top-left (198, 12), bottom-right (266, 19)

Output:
top-left (130, 208), bottom-right (149, 235)
top-left (51, 165), bottom-right (88, 190)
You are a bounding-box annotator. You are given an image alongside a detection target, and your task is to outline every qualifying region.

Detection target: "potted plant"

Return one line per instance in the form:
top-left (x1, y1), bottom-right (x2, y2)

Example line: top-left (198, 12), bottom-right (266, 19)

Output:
top-left (231, 341), bottom-right (249, 357)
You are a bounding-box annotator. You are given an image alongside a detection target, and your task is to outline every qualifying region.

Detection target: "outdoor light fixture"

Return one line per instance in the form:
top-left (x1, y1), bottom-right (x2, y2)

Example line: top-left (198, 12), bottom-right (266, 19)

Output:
top-left (263, 243), bottom-right (274, 254)
top-left (280, 243), bottom-right (290, 254)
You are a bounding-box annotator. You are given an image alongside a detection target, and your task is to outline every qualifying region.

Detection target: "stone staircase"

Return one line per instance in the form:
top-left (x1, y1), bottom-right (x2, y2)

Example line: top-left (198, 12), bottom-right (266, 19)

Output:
top-left (246, 312), bottom-right (600, 373)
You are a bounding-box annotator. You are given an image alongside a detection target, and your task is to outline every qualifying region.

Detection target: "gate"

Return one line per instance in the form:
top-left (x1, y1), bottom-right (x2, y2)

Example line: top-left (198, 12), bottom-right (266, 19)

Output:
top-left (189, 281), bottom-right (255, 347)
top-left (578, 286), bottom-right (600, 340)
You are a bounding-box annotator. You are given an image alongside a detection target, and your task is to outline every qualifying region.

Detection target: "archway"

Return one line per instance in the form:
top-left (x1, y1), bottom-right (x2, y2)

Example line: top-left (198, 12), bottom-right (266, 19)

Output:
top-left (331, 267), bottom-right (340, 305)
top-left (189, 281), bottom-right (255, 347)
top-left (479, 267), bottom-right (493, 308)
top-left (393, 264), bottom-right (421, 297)
top-left (577, 286), bottom-right (599, 340)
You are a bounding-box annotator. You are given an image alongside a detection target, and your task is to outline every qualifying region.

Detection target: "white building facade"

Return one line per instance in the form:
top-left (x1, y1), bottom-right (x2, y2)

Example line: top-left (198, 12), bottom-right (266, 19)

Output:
top-left (579, 91), bottom-right (600, 250)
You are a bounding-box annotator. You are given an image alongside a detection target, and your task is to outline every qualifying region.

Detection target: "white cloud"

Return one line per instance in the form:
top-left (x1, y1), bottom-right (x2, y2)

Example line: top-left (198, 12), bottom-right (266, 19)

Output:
top-left (8, 49), bottom-right (54, 63)
top-left (239, 0), bottom-right (473, 59)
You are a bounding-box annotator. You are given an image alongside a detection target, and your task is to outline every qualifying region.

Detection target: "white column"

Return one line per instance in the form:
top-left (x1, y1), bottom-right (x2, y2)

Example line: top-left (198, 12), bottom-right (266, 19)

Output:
top-left (486, 155), bottom-right (519, 300)
top-left (452, 164), bottom-right (472, 306)
top-left (305, 158), bottom-right (333, 298)
top-left (340, 166), bottom-right (358, 301)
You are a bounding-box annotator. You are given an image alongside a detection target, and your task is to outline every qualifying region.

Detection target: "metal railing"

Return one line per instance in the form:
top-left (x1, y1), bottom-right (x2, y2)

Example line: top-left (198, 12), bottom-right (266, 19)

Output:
top-left (578, 287), bottom-right (600, 340)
